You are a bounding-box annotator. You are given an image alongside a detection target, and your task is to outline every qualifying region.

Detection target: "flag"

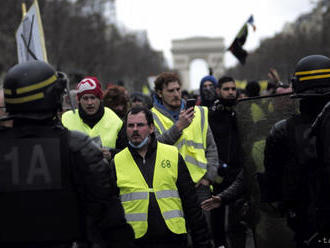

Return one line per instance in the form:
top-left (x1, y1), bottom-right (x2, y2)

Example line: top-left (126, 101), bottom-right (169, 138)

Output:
top-left (16, 0), bottom-right (48, 63)
top-left (228, 15), bottom-right (256, 65)
top-left (247, 15), bottom-right (256, 31)
top-left (228, 24), bottom-right (248, 65)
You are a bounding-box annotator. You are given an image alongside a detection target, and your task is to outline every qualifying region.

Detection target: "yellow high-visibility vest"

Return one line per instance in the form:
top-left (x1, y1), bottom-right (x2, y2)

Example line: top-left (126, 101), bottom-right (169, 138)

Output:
top-left (114, 142), bottom-right (187, 238)
top-left (62, 107), bottom-right (122, 149)
top-left (152, 106), bottom-right (208, 183)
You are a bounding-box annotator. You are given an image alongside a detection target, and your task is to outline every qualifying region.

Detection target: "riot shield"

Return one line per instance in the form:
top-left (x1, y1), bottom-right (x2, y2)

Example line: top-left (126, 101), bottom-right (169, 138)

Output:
top-left (236, 93), bottom-right (299, 248)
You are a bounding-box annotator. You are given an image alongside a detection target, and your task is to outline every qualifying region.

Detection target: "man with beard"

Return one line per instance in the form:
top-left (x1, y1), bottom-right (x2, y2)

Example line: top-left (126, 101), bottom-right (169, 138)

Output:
top-left (202, 76), bottom-right (247, 248)
top-left (62, 76), bottom-right (124, 159)
top-left (199, 75), bottom-right (218, 108)
top-left (150, 72), bottom-right (219, 234)
top-left (111, 106), bottom-right (212, 248)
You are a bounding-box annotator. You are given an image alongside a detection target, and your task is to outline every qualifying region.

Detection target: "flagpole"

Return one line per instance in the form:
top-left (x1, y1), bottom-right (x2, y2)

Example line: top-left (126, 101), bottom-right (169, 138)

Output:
top-left (21, 2), bottom-right (26, 20)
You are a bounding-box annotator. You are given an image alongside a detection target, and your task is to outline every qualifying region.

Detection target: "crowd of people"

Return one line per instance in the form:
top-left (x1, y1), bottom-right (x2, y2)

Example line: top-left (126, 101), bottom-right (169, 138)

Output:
top-left (1, 54), bottom-right (330, 248)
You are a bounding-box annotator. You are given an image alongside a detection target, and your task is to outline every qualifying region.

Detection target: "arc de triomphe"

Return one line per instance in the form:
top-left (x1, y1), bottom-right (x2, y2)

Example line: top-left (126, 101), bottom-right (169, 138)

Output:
top-left (171, 37), bottom-right (225, 90)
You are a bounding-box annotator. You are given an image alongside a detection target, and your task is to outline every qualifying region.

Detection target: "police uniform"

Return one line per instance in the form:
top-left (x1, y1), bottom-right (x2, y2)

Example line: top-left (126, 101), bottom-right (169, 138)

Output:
top-left (0, 61), bottom-right (134, 248)
top-left (262, 55), bottom-right (330, 248)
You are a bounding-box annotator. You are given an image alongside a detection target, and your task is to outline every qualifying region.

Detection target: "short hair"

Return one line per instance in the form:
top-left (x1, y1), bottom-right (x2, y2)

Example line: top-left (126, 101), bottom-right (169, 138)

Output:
top-left (218, 76), bottom-right (235, 89)
top-left (181, 90), bottom-right (191, 98)
top-left (130, 92), bottom-right (153, 109)
top-left (103, 85), bottom-right (128, 108)
top-left (245, 81), bottom-right (260, 97)
top-left (130, 92), bottom-right (145, 103)
top-left (154, 72), bottom-right (181, 92)
top-left (125, 106), bottom-right (154, 126)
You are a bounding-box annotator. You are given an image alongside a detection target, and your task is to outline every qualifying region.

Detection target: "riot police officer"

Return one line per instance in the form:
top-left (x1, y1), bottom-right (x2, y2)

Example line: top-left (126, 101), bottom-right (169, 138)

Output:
top-left (261, 55), bottom-right (330, 248)
top-left (0, 61), bottom-right (135, 248)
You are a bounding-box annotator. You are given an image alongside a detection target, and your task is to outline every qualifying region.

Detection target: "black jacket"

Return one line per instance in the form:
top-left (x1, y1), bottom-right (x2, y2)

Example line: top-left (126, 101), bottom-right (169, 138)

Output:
top-left (208, 101), bottom-right (246, 203)
top-left (0, 120), bottom-right (135, 248)
top-left (261, 99), bottom-right (324, 206)
top-left (111, 136), bottom-right (212, 247)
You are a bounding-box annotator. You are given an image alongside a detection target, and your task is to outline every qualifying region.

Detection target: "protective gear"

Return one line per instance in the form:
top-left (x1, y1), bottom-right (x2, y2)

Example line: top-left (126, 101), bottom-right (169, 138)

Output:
top-left (0, 127), bottom-right (84, 243)
top-left (291, 55), bottom-right (330, 97)
top-left (0, 62), bottom-right (135, 248)
top-left (3, 60), bottom-right (70, 120)
top-left (261, 97), bottom-right (325, 247)
top-left (114, 142), bottom-right (186, 238)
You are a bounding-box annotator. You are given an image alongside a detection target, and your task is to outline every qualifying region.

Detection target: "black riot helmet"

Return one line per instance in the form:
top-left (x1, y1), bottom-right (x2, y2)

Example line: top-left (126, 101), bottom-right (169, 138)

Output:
top-left (3, 60), bottom-right (70, 120)
top-left (291, 55), bottom-right (330, 98)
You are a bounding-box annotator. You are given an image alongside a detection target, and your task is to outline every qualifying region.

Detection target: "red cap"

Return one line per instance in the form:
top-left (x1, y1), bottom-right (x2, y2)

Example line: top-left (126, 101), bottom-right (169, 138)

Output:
top-left (76, 76), bottom-right (103, 99)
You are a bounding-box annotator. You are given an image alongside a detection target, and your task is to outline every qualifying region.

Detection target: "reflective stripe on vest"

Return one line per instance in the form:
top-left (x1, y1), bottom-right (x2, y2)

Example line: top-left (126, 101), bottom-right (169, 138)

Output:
top-left (176, 139), bottom-right (204, 150)
top-left (121, 189), bottom-right (179, 202)
top-left (185, 155), bottom-right (207, 170)
top-left (163, 209), bottom-right (183, 219)
top-left (124, 209), bottom-right (184, 222)
top-left (120, 192), bottom-right (149, 202)
top-left (61, 107), bottom-right (123, 149)
top-left (155, 189), bottom-right (180, 199)
top-left (114, 143), bottom-right (187, 238)
top-left (152, 106), bottom-right (208, 183)
top-left (125, 213), bottom-right (147, 222)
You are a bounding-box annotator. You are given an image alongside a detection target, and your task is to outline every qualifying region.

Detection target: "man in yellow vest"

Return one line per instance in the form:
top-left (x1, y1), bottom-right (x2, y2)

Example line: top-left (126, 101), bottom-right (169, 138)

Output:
top-left (111, 106), bottom-right (212, 248)
top-left (151, 72), bottom-right (219, 230)
top-left (61, 76), bottom-right (124, 159)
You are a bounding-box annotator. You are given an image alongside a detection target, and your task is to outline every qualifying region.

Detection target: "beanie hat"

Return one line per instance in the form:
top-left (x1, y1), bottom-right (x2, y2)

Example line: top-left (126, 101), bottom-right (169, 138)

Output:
top-left (200, 75), bottom-right (217, 88)
top-left (76, 76), bottom-right (103, 99)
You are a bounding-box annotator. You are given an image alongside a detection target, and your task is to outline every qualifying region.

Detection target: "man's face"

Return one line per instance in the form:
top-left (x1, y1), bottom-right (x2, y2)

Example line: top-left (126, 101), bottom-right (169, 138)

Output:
top-left (79, 94), bottom-right (101, 115)
top-left (131, 100), bottom-right (144, 108)
top-left (217, 81), bottom-right (237, 100)
top-left (126, 112), bottom-right (154, 146)
top-left (203, 81), bottom-right (215, 90)
top-left (157, 81), bottom-right (182, 111)
top-left (202, 81), bottom-right (216, 101)
top-left (111, 103), bottom-right (127, 119)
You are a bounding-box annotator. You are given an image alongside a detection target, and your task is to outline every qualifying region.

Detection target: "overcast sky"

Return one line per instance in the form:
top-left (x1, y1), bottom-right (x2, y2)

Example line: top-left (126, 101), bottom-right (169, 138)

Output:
top-left (116, 0), bottom-right (316, 89)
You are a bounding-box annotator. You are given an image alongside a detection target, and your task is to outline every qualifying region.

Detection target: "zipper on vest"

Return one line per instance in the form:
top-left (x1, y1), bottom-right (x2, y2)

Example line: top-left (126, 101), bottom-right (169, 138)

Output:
top-left (143, 157), bottom-right (146, 164)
